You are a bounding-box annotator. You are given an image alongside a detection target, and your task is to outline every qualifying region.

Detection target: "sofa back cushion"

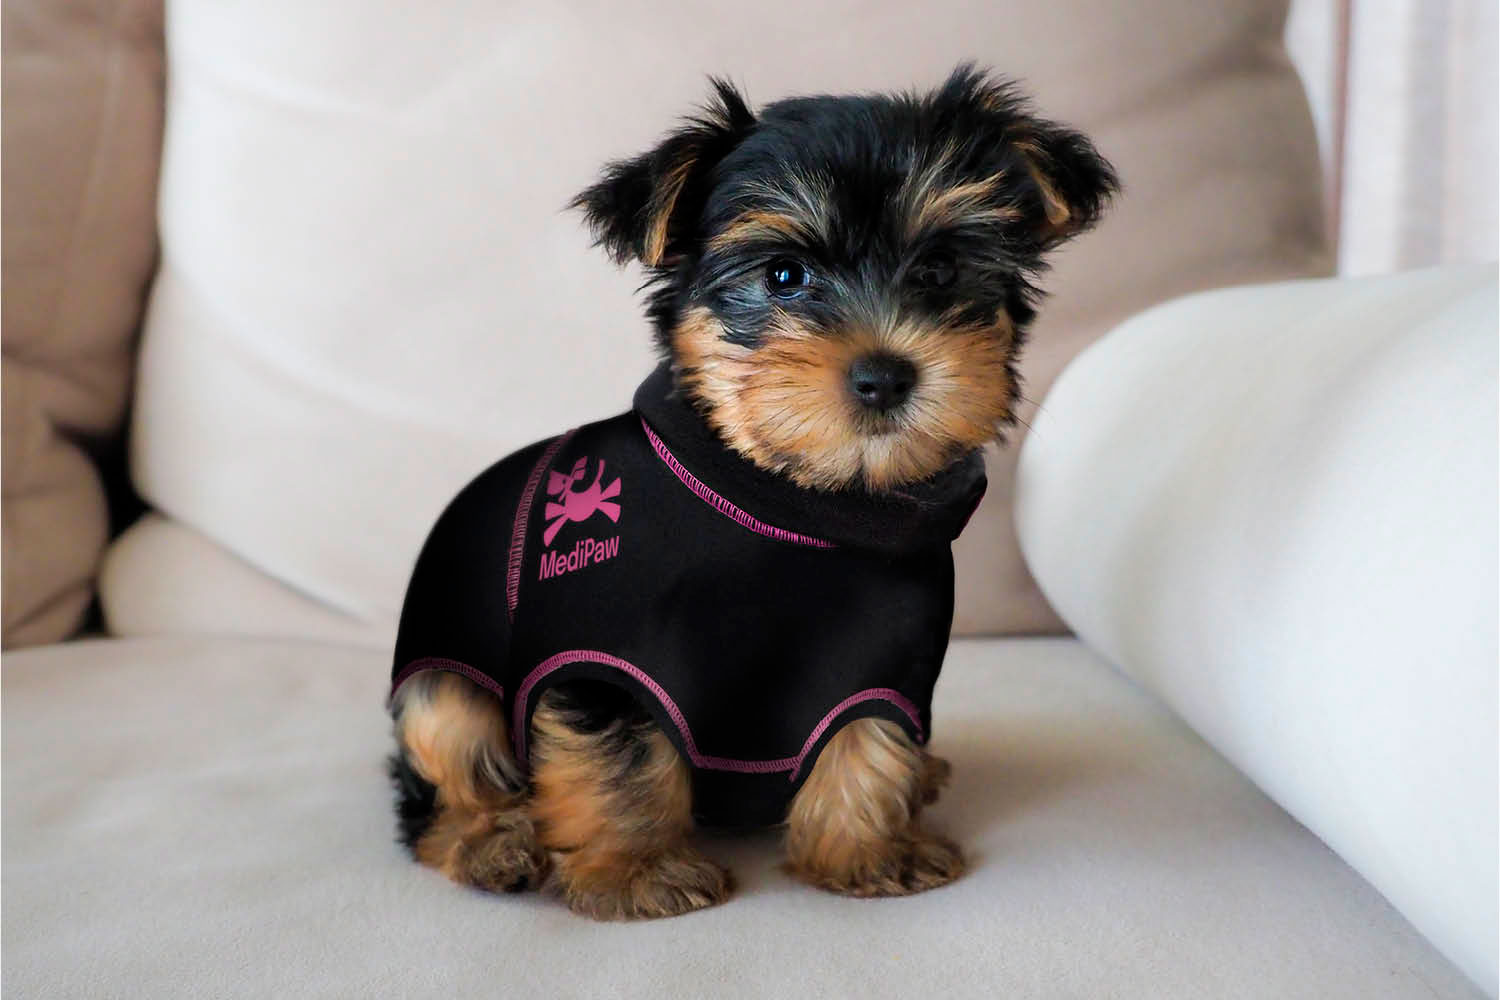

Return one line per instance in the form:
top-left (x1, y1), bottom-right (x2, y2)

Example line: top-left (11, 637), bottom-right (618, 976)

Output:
top-left (2, 0), bottom-right (164, 648)
top-left (124, 0), bottom-right (1329, 640)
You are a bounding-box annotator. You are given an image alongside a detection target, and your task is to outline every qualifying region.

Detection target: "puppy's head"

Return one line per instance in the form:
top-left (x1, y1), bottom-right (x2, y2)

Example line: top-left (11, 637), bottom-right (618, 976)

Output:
top-left (572, 66), bottom-right (1117, 492)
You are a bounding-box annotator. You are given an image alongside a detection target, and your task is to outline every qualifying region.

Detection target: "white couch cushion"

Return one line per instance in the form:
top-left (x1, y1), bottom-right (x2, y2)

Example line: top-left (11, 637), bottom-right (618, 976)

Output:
top-left (100, 512), bottom-right (385, 648)
top-left (2, 636), bottom-right (1480, 998)
top-left (122, 0), bottom-right (1329, 642)
top-left (1016, 265), bottom-right (1498, 995)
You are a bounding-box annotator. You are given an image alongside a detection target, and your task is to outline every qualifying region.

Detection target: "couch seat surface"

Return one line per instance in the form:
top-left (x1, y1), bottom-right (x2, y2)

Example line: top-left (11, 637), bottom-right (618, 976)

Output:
top-left (3, 636), bottom-right (1478, 999)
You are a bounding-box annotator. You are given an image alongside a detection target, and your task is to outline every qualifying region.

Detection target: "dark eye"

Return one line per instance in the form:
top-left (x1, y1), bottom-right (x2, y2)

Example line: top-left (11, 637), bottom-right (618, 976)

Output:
top-left (765, 258), bottom-right (812, 298)
top-left (912, 252), bottom-right (957, 290)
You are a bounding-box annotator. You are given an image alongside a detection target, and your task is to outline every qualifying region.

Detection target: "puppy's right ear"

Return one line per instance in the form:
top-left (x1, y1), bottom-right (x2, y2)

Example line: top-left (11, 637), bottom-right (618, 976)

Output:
top-left (571, 79), bottom-right (755, 269)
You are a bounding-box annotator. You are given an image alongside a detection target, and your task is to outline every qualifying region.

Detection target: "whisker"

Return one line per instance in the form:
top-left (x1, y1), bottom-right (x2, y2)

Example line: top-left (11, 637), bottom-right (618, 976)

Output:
top-left (1012, 413), bottom-right (1037, 435)
top-left (1016, 392), bottom-right (1052, 420)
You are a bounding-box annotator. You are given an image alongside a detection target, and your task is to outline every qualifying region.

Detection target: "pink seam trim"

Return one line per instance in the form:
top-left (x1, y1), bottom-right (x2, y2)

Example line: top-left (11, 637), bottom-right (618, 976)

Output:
top-left (786, 687), bottom-right (923, 781)
top-left (389, 658), bottom-right (505, 706)
top-left (506, 430), bottom-right (576, 622)
top-left (511, 649), bottom-right (919, 781)
top-left (639, 418), bottom-right (835, 549)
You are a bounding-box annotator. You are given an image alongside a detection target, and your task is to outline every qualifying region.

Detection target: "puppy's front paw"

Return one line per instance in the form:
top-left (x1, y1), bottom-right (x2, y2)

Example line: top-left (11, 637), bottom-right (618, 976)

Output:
top-left (883, 830), bottom-right (965, 896)
top-left (790, 828), bottom-right (965, 898)
top-left (556, 848), bottom-right (733, 921)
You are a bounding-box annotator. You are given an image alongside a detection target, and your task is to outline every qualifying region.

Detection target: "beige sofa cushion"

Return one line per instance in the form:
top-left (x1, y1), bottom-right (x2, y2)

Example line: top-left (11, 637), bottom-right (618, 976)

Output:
top-left (121, 0), bottom-right (1329, 643)
top-left (3, 636), bottom-right (1481, 997)
top-left (1, 0), bottom-right (164, 647)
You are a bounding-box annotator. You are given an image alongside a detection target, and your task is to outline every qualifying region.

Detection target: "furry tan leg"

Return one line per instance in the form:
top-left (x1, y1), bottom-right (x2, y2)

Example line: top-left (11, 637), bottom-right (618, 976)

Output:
top-left (529, 687), bottom-right (731, 920)
top-left (784, 717), bottom-right (964, 897)
top-left (393, 672), bottom-right (547, 892)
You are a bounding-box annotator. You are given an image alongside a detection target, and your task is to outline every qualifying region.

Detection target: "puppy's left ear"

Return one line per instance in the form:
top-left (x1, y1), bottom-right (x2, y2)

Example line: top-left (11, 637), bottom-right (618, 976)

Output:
top-left (1009, 121), bottom-right (1119, 248)
top-left (570, 79), bottom-right (756, 268)
top-left (937, 66), bottom-right (1119, 249)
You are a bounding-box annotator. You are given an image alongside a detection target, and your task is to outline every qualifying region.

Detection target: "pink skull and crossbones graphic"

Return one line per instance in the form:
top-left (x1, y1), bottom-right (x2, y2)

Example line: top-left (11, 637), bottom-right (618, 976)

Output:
top-left (542, 456), bottom-right (622, 546)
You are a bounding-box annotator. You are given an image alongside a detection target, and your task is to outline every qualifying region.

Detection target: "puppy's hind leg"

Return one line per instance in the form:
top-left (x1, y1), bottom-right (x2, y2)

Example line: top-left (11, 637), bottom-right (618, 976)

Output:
top-left (389, 672), bottom-right (547, 892)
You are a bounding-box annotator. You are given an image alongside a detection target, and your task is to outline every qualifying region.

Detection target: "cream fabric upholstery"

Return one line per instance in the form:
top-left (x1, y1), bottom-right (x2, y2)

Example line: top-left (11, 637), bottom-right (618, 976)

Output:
top-left (122, 0), bottom-right (1330, 644)
top-left (101, 512), bottom-right (384, 648)
top-left (1, 0), bottom-right (163, 647)
top-left (3, 636), bottom-right (1481, 999)
top-left (1017, 266), bottom-right (1499, 994)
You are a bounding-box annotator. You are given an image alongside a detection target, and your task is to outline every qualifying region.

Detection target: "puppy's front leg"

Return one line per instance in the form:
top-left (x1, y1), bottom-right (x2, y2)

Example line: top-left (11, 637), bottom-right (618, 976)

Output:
top-left (529, 681), bottom-right (732, 920)
top-left (784, 718), bottom-right (964, 896)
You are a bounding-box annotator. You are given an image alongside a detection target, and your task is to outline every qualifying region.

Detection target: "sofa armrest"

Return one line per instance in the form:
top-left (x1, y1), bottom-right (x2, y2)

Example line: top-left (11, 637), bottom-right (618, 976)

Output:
top-left (1, 0), bottom-right (165, 648)
top-left (1016, 265), bottom-right (1498, 995)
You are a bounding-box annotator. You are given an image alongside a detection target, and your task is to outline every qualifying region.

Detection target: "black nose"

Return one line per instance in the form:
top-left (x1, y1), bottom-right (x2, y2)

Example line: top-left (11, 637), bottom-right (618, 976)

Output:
top-left (848, 355), bottom-right (917, 412)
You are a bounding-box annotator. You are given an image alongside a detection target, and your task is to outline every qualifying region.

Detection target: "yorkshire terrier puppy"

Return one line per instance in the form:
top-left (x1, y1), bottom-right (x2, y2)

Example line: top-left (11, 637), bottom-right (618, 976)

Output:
top-left (388, 66), bottom-right (1115, 920)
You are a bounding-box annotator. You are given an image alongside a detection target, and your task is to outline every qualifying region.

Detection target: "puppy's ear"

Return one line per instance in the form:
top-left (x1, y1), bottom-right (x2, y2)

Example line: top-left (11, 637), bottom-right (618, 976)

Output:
top-left (1008, 122), bottom-right (1118, 248)
top-left (571, 79), bottom-right (755, 268)
top-left (936, 65), bottom-right (1119, 248)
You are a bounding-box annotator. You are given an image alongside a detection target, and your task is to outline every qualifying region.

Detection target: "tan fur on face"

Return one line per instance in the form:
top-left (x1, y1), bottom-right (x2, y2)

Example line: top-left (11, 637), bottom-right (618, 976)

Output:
top-left (674, 306), bottom-right (1015, 490)
top-left (905, 171), bottom-right (1020, 239)
top-left (529, 692), bottom-right (731, 920)
top-left (393, 673), bottom-right (544, 891)
top-left (784, 718), bottom-right (963, 896)
top-left (709, 209), bottom-right (821, 252)
top-left (742, 172), bottom-right (833, 243)
top-left (897, 139), bottom-right (1024, 240)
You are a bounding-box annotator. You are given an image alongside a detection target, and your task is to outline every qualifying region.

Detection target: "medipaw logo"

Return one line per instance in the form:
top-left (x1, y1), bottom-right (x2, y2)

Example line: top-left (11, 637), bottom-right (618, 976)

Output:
top-left (539, 456), bottom-right (622, 580)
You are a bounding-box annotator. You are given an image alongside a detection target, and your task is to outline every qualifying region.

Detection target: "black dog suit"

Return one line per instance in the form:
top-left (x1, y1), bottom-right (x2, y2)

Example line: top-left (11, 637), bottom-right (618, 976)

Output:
top-left (391, 364), bottom-right (986, 827)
